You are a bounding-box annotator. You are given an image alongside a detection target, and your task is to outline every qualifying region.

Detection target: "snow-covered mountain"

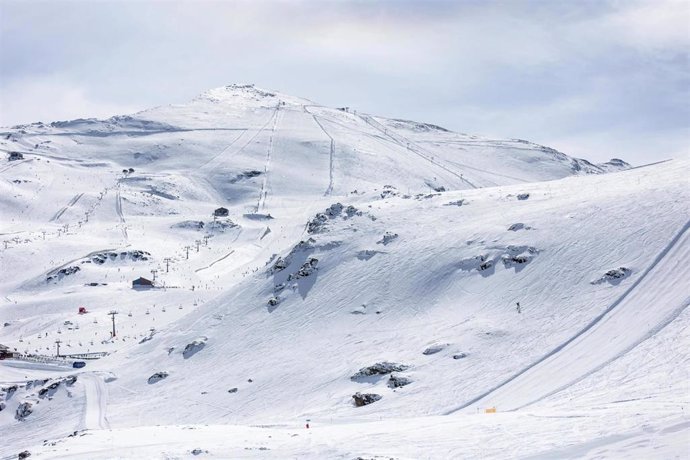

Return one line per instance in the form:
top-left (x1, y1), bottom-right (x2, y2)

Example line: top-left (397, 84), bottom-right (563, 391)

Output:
top-left (1, 85), bottom-right (687, 459)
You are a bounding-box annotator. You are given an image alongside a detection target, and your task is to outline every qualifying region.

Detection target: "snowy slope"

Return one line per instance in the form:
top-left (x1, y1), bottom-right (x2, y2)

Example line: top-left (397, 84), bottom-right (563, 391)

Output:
top-left (1, 85), bottom-right (687, 459)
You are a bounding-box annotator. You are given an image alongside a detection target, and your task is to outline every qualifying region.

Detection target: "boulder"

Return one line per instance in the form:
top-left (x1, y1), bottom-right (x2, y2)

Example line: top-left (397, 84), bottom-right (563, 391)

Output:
top-left (352, 392), bottom-right (382, 407)
top-left (16, 402), bottom-right (33, 420)
top-left (183, 337), bottom-right (207, 359)
top-left (147, 371), bottom-right (169, 384)
top-left (351, 362), bottom-right (409, 380)
top-left (387, 375), bottom-right (412, 388)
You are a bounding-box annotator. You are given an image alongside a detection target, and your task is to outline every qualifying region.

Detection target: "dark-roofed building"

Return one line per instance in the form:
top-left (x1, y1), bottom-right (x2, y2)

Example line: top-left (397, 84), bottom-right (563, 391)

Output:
top-left (214, 207), bottom-right (229, 217)
top-left (132, 277), bottom-right (153, 289)
top-left (0, 344), bottom-right (15, 359)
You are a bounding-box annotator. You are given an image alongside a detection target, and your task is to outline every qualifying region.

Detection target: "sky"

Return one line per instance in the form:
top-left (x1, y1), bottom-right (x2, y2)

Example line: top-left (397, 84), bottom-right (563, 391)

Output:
top-left (0, 0), bottom-right (688, 165)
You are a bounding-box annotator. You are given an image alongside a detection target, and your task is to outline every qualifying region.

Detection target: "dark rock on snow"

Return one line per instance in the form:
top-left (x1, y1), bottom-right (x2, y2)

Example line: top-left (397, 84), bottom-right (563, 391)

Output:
top-left (353, 392), bottom-right (382, 407)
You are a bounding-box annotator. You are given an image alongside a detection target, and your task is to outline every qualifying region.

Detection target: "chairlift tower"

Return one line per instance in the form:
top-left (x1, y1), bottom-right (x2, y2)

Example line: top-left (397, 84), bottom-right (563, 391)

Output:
top-left (108, 311), bottom-right (119, 337)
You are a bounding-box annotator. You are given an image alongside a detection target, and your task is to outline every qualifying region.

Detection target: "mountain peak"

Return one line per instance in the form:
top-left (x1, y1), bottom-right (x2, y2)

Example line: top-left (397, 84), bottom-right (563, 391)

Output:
top-left (196, 83), bottom-right (314, 107)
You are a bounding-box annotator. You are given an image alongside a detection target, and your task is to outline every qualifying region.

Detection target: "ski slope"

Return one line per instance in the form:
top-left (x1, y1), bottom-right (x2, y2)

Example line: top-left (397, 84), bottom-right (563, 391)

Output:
top-left (0, 84), bottom-right (687, 459)
top-left (450, 219), bottom-right (690, 413)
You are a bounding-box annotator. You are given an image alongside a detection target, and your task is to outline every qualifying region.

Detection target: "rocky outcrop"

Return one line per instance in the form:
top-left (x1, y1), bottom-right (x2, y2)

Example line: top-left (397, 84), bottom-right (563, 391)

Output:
top-left (592, 267), bottom-right (632, 285)
top-left (387, 374), bottom-right (412, 388)
top-left (351, 362), bottom-right (410, 380)
top-left (15, 402), bottom-right (33, 420)
top-left (182, 337), bottom-right (207, 359)
top-left (352, 392), bottom-right (382, 407)
top-left (147, 371), bottom-right (169, 384)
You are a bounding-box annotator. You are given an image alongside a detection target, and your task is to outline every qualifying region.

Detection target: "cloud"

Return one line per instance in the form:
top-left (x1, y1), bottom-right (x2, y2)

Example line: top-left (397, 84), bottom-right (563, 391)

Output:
top-left (0, 77), bottom-right (140, 126)
top-left (0, 0), bottom-right (687, 165)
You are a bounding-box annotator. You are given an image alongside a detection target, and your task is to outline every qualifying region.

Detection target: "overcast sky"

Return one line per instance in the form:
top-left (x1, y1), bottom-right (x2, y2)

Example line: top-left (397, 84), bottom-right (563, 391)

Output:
top-left (1, 0), bottom-right (688, 165)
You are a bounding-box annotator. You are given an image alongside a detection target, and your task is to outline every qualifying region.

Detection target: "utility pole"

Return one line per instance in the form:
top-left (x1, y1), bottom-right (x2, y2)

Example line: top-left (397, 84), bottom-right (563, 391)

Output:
top-left (151, 269), bottom-right (158, 282)
top-left (163, 258), bottom-right (171, 273)
top-left (42, 231), bottom-right (46, 240)
top-left (184, 246), bottom-right (190, 259)
top-left (108, 311), bottom-right (118, 338)
top-left (195, 240), bottom-right (201, 252)
top-left (55, 339), bottom-right (62, 357)
top-left (203, 236), bottom-right (209, 246)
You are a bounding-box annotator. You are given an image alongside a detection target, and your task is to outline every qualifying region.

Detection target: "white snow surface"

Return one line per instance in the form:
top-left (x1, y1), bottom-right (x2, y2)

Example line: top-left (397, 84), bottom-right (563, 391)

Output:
top-left (0, 84), bottom-right (688, 459)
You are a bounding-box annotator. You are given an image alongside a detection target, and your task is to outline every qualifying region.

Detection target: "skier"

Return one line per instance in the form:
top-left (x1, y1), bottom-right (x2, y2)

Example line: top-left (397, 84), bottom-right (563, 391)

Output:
top-left (516, 302), bottom-right (521, 314)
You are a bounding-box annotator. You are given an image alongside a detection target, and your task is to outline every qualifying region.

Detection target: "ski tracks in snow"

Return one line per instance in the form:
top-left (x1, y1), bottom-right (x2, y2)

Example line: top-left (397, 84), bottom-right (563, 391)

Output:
top-left (114, 186), bottom-right (128, 242)
top-left (304, 106), bottom-right (335, 196)
top-left (50, 193), bottom-right (85, 222)
top-left (80, 373), bottom-right (110, 431)
top-left (256, 105), bottom-right (282, 212)
top-left (446, 219), bottom-right (690, 414)
top-left (358, 113), bottom-right (478, 189)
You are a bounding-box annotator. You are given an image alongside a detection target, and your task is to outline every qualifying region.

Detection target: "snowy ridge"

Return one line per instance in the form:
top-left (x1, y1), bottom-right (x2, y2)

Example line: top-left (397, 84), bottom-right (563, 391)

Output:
top-left (0, 86), bottom-right (687, 459)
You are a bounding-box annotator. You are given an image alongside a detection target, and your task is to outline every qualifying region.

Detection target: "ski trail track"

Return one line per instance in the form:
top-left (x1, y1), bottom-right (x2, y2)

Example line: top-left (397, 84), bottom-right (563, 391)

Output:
top-left (50, 193), bottom-right (84, 222)
top-left (357, 113), bottom-right (478, 189)
top-left (80, 373), bottom-right (110, 430)
top-left (195, 249), bottom-right (236, 273)
top-left (199, 106), bottom-right (279, 173)
top-left (256, 105), bottom-right (282, 212)
top-left (304, 106), bottom-right (335, 196)
top-left (446, 219), bottom-right (690, 414)
top-left (115, 186), bottom-right (128, 242)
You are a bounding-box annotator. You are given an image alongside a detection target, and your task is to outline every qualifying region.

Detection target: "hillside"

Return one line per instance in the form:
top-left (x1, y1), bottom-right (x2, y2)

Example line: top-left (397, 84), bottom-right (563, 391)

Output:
top-left (1, 85), bottom-right (687, 459)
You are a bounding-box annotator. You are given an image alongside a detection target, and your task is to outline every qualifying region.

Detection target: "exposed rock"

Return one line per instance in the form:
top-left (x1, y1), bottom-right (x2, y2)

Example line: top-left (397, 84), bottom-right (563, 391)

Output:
top-left (508, 223), bottom-right (532, 231)
top-left (18, 451), bottom-right (31, 459)
top-left (229, 170), bottom-right (262, 183)
top-left (444, 199), bottom-right (466, 206)
top-left (380, 185), bottom-right (399, 199)
top-left (46, 266), bottom-right (80, 282)
top-left (294, 258), bottom-right (318, 278)
top-left (592, 267), bottom-right (632, 284)
top-left (387, 374), bottom-right (412, 388)
top-left (377, 232), bottom-right (398, 245)
top-left (228, 388), bottom-right (238, 394)
top-left (517, 193), bottom-right (530, 200)
top-left (147, 371), bottom-right (169, 384)
top-left (16, 401), bottom-right (33, 420)
top-left (352, 392), bottom-right (382, 407)
top-left (172, 220), bottom-right (205, 230)
top-left (453, 353), bottom-right (469, 360)
top-left (307, 203), bottom-right (360, 233)
top-left (183, 337), bottom-right (207, 359)
top-left (270, 239), bottom-right (315, 274)
top-left (91, 250), bottom-right (150, 265)
top-left (351, 362), bottom-right (410, 380)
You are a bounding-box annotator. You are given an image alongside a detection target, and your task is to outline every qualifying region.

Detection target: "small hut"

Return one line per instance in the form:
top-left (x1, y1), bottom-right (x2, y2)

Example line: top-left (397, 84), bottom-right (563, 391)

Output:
top-left (132, 277), bottom-right (153, 289)
top-left (214, 207), bottom-right (229, 217)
